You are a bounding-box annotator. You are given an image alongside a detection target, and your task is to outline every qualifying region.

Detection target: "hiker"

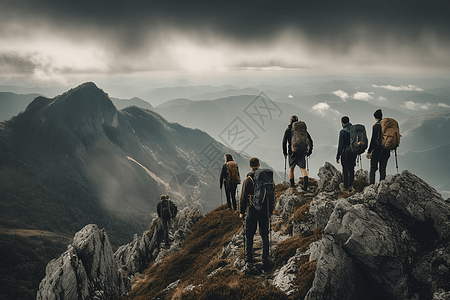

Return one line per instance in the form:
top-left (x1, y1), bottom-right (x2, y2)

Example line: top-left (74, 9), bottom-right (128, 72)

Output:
top-left (336, 116), bottom-right (357, 192)
top-left (367, 109), bottom-right (390, 184)
top-left (220, 153), bottom-right (241, 210)
top-left (239, 157), bottom-right (274, 269)
top-left (157, 194), bottom-right (177, 247)
top-left (282, 115), bottom-right (313, 190)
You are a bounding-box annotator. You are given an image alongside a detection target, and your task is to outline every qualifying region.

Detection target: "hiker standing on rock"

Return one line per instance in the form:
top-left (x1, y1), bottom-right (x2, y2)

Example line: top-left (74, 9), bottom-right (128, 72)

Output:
top-left (220, 153), bottom-right (241, 211)
top-left (367, 109), bottom-right (390, 184)
top-left (336, 116), bottom-right (357, 192)
top-left (239, 157), bottom-right (274, 270)
top-left (282, 115), bottom-right (313, 190)
top-left (157, 194), bottom-right (177, 247)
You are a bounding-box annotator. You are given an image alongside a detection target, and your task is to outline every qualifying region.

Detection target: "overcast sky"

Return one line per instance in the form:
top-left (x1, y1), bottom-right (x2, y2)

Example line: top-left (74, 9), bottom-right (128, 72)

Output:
top-left (1, 0), bottom-right (449, 85)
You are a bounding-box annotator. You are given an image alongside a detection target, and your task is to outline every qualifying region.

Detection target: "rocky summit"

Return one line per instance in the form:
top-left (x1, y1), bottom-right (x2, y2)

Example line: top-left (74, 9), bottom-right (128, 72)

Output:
top-left (37, 163), bottom-right (450, 300)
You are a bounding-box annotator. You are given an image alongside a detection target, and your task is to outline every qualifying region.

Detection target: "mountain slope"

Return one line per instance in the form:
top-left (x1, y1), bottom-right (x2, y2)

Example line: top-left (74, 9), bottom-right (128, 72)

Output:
top-left (0, 82), bottom-right (265, 247)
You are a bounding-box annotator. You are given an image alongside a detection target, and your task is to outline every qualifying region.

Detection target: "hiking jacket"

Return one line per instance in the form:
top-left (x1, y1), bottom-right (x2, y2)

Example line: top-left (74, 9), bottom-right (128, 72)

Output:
top-left (157, 199), bottom-right (177, 219)
top-left (368, 119), bottom-right (382, 153)
top-left (336, 122), bottom-right (352, 160)
top-left (219, 162), bottom-right (240, 190)
top-left (239, 168), bottom-right (274, 215)
top-left (282, 123), bottom-right (313, 156)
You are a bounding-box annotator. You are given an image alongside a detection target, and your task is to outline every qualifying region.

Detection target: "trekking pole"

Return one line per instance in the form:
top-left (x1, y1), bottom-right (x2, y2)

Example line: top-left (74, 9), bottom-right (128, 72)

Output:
top-left (395, 149), bottom-right (399, 174)
top-left (243, 214), bottom-right (246, 262)
top-left (284, 156), bottom-right (287, 184)
top-left (267, 196), bottom-right (271, 258)
top-left (306, 156), bottom-right (309, 172)
top-left (221, 188), bottom-right (223, 206)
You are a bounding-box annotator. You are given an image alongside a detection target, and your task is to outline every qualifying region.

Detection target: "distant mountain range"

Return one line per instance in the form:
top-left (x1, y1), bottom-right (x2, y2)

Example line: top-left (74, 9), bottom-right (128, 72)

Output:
top-left (1, 78), bottom-right (449, 197)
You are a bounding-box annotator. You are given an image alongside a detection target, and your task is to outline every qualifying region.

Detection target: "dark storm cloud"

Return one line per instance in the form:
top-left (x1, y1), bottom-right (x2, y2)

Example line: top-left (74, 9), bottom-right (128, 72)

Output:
top-left (3, 0), bottom-right (450, 46)
top-left (1, 0), bottom-right (449, 72)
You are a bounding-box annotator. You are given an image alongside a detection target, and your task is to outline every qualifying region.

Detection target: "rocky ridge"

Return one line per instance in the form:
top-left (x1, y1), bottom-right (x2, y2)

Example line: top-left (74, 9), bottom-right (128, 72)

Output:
top-left (37, 162), bottom-right (450, 299)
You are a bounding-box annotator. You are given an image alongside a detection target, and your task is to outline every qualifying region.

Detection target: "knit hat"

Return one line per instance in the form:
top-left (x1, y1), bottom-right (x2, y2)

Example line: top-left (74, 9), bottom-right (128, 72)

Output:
top-left (160, 195), bottom-right (166, 200)
top-left (374, 109), bottom-right (382, 119)
top-left (290, 115), bottom-right (298, 123)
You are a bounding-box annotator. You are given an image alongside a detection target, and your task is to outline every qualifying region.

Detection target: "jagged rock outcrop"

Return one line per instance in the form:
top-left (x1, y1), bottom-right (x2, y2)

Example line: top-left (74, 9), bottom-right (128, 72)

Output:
top-left (304, 168), bottom-right (450, 300)
top-left (37, 207), bottom-right (204, 300)
top-left (36, 224), bottom-right (129, 300)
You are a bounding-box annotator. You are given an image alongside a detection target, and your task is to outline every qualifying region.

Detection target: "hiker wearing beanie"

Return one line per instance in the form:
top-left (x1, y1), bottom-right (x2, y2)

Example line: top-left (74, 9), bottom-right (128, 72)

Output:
top-left (282, 115), bottom-right (313, 190)
top-left (220, 153), bottom-right (241, 210)
top-left (367, 109), bottom-right (390, 184)
top-left (336, 116), bottom-right (357, 192)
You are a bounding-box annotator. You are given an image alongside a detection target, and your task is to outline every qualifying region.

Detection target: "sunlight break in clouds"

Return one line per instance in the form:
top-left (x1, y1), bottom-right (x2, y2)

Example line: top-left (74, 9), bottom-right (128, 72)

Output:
top-left (372, 84), bottom-right (424, 92)
top-left (333, 89), bottom-right (349, 101)
top-left (352, 92), bottom-right (373, 101)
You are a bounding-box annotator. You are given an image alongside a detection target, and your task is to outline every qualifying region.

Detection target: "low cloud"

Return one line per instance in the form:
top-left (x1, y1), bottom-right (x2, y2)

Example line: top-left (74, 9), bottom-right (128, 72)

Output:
top-left (402, 101), bottom-right (431, 110)
top-left (311, 102), bottom-right (340, 117)
top-left (403, 101), bottom-right (450, 110)
top-left (372, 84), bottom-right (424, 92)
top-left (378, 96), bottom-right (387, 101)
top-left (332, 89), bottom-right (349, 101)
top-left (352, 92), bottom-right (373, 101)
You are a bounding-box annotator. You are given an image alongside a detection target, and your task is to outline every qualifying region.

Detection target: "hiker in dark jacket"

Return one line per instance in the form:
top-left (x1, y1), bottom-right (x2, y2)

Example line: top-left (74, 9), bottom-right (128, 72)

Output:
top-left (282, 115), bottom-right (313, 190)
top-left (220, 153), bottom-right (241, 211)
top-left (157, 194), bottom-right (177, 247)
top-left (239, 157), bottom-right (274, 269)
top-left (336, 116), bottom-right (356, 192)
top-left (366, 109), bottom-right (390, 184)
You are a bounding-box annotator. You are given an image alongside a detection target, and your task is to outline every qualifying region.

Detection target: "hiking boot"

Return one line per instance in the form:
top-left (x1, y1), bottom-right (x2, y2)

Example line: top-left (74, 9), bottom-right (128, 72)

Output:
top-left (302, 176), bottom-right (308, 191)
top-left (289, 179), bottom-right (295, 188)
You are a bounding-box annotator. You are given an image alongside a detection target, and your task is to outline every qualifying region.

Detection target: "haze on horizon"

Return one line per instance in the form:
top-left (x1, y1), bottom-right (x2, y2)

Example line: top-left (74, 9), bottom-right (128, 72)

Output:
top-left (0, 0), bottom-right (449, 90)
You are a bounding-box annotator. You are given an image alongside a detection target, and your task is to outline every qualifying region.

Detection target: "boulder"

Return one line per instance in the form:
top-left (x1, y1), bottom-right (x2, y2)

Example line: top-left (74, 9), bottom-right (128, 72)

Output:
top-left (317, 162), bottom-right (342, 193)
top-left (364, 170), bottom-right (450, 240)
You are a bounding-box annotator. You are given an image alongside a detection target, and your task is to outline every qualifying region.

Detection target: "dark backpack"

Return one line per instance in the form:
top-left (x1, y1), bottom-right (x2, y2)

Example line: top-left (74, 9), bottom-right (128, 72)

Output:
top-left (161, 200), bottom-right (171, 219)
top-left (380, 118), bottom-right (401, 150)
top-left (344, 124), bottom-right (368, 155)
top-left (249, 169), bottom-right (274, 211)
top-left (225, 161), bottom-right (241, 186)
top-left (291, 121), bottom-right (309, 153)
top-left (161, 200), bottom-right (177, 219)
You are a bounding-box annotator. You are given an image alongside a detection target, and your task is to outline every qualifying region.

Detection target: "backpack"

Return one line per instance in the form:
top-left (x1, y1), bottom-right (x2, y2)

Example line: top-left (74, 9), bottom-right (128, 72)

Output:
top-left (248, 169), bottom-right (274, 211)
top-left (343, 124), bottom-right (368, 155)
top-left (161, 200), bottom-right (171, 219)
top-left (291, 121), bottom-right (309, 153)
top-left (380, 118), bottom-right (401, 150)
top-left (161, 200), bottom-right (177, 219)
top-left (225, 161), bottom-right (241, 186)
